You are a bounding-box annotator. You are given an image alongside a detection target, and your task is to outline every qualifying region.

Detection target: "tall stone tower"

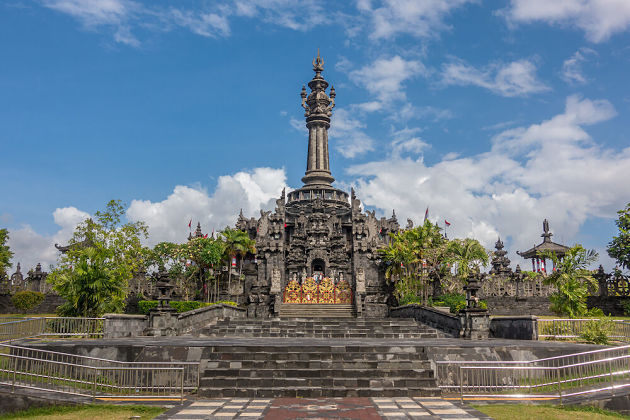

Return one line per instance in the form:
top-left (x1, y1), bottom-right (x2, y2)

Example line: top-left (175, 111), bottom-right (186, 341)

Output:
top-left (237, 52), bottom-right (399, 318)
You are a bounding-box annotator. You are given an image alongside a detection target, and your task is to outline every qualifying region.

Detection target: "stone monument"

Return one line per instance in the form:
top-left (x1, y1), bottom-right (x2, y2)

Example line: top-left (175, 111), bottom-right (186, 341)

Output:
top-left (237, 52), bottom-right (399, 318)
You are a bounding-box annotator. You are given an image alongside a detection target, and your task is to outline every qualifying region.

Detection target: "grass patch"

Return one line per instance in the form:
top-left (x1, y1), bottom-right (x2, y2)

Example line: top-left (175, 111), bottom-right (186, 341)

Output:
top-left (472, 404), bottom-right (630, 420)
top-left (0, 404), bottom-right (165, 420)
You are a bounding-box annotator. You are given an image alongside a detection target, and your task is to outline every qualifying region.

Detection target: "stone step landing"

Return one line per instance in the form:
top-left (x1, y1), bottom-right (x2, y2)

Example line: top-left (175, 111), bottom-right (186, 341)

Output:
top-left (198, 344), bottom-right (440, 398)
top-left (201, 317), bottom-right (439, 339)
top-left (279, 303), bottom-right (355, 318)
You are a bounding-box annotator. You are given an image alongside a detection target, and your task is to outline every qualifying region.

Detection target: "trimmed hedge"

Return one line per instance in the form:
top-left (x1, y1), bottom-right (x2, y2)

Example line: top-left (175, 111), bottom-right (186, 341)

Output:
top-left (137, 300), bottom-right (238, 315)
top-left (11, 290), bottom-right (45, 311)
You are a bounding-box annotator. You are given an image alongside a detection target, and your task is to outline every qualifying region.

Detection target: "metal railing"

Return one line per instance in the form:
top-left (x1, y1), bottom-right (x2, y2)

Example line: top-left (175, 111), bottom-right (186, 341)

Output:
top-left (0, 344), bottom-right (199, 402)
top-left (0, 317), bottom-right (104, 342)
top-left (538, 318), bottom-right (630, 342)
top-left (436, 345), bottom-right (630, 402)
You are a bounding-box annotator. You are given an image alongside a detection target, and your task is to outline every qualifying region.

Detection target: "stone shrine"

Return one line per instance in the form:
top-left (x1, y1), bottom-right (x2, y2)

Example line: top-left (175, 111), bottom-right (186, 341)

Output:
top-left (237, 52), bottom-right (398, 318)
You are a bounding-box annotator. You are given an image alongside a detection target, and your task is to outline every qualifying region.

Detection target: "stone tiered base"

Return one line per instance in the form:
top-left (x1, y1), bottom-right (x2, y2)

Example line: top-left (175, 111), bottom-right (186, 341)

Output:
top-left (198, 343), bottom-right (440, 398)
top-left (197, 317), bottom-right (441, 398)
top-left (201, 317), bottom-right (439, 339)
top-left (279, 303), bottom-right (355, 318)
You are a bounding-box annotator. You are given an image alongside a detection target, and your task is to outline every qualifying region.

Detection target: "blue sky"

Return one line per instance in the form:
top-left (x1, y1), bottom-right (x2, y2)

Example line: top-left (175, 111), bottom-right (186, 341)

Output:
top-left (1, 0), bottom-right (630, 272)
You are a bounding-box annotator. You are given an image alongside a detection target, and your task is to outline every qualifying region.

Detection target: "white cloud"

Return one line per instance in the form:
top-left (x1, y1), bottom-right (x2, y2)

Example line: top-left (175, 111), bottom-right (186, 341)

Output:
top-left (7, 207), bottom-right (90, 272)
top-left (168, 9), bottom-right (230, 38)
top-left (348, 95), bottom-right (628, 270)
top-left (42, 0), bottom-right (328, 46)
top-left (441, 58), bottom-right (550, 97)
top-left (8, 168), bottom-right (287, 271)
top-left (328, 108), bottom-right (376, 159)
top-left (561, 48), bottom-right (597, 84)
top-left (126, 167), bottom-right (287, 244)
top-left (350, 56), bottom-right (427, 105)
top-left (232, 0), bottom-right (325, 31)
top-left (43, 0), bottom-right (141, 46)
top-left (503, 0), bottom-right (630, 43)
top-left (359, 0), bottom-right (478, 40)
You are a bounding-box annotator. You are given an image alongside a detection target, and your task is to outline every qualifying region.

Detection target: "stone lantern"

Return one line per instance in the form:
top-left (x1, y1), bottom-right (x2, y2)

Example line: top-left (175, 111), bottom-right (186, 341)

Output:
top-left (155, 266), bottom-right (175, 310)
top-left (459, 271), bottom-right (490, 339)
top-left (144, 266), bottom-right (177, 336)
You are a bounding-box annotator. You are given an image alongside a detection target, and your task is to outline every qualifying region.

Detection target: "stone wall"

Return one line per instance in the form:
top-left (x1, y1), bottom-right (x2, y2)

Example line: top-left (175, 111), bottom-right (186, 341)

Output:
top-left (484, 296), bottom-right (552, 316)
top-left (490, 316), bottom-right (538, 340)
top-left (587, 296), bottom-right (628, 316)
top-left (103, 303), bottom-right (246, 338)
top-left (103, 314), bottom-right (148, 338)
top-left (0, 294), bottom-right (64, 314)
top-left (390, 304), bottom-right (462, 337)
top-left (177, 303), bottom-right (246, 334)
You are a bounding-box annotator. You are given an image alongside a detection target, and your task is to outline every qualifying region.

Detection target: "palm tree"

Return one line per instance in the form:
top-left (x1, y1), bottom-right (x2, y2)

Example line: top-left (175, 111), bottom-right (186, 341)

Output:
top-left (220, 228), bottom-right (256, 301)
top-left (379, 220), bottom-right (447, 304)
top-left (540, 245), bottom-right (599, 318)
top-left (446, 238), bottom-right (489, 285)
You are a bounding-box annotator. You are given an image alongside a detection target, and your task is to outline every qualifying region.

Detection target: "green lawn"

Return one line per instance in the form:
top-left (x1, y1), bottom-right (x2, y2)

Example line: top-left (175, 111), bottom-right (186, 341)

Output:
top-left (0, 404), bottom-right (165, 420)
top-left (472, 404), bottom-right (630, 420)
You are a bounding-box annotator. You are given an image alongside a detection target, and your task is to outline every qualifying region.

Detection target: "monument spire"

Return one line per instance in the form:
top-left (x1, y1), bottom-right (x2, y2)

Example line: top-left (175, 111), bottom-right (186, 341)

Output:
top-left (300, 51), bottom-right (335, 186)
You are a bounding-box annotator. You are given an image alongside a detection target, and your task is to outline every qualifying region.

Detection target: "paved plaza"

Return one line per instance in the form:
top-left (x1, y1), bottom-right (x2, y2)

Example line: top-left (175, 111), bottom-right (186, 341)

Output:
top-left (156, 397), bottom-right (491, 419)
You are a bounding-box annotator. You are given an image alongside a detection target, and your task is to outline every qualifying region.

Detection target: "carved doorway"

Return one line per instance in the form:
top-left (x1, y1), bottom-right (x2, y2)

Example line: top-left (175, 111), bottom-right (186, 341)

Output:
top-left (312, 258), bottom-right (325, 281)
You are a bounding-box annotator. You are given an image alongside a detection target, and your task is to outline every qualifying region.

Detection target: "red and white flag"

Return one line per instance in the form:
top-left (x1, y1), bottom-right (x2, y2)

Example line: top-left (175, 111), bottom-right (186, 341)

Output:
top-left (423, 207), bottom-right (429, 222)
top-left (445, 220), bottom-right (451, 227)
top-left (188, 219), bottom-right (192, 229)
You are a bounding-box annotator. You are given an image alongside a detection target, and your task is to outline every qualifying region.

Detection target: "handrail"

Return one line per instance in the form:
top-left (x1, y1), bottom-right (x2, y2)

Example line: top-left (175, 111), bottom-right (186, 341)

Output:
top-left (0, 317), bottom-right (104, 342)
top-left (437, 346), bottom-right (630, 402)
top-left (0, 344), bottom-right (199, 403)
top-left (538, 318), bottom-right (630, 342)
top-left (0, 344), bottom-right (200, 391)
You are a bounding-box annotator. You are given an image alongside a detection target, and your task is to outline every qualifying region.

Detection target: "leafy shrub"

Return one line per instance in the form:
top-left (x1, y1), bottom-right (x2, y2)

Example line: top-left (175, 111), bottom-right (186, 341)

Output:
top-left (138, 300), bottom-right (158, 314)
top-left (586, 307), bottom-right (605, 317)
top-left (398, 292), bottom-right (421, 306)
top-left (11, 290), bottom-right (45, 311)
top-left (622, 300), bottom-right (630, 317)
top-left (433, 293), bottom-right (467, 314)
top-left (215, 300), bottom-right (238, 307)
top-left (579, 318), bottom-right (616, 345)
top-left (137, 300), bottom-right (238, 314)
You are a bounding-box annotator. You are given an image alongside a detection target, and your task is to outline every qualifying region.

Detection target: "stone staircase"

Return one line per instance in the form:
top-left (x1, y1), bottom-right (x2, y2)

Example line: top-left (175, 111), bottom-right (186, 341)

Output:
top-left (279, 303), bottom-right (354, 318)
top-left (201, 317), bottom-right (439, 339)
top-left (198, 343), bottom-right (440, 398)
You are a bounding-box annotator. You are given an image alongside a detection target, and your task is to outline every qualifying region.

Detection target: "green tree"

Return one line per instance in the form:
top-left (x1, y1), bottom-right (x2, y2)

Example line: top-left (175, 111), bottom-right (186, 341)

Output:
top-left (0, 228), bottom-right (13, 279)
top-left (47, 200), bottom-right (148, 317)
top-left (445, 238), bottom-right (489, 291)
top-left (181, 237), bottom-right (225, 302)
top-left (608, 203), bottom-right (630, 271)
top-left (379, 220), bottom-right (448, 305)
top-left (540, 245), bottom-right (599, 318)
top-left (219, 228), bottom-right (256, 301)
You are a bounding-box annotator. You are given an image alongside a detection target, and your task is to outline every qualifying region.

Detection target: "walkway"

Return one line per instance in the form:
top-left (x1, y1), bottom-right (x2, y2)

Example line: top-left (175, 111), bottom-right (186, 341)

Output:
top-left (156, 397), bottom-right (491, 419)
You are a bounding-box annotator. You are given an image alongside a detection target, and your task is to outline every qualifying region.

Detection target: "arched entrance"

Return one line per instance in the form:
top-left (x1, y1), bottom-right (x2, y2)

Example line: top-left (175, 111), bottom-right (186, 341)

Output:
top-left (312, 258), bottom-right (325, 281)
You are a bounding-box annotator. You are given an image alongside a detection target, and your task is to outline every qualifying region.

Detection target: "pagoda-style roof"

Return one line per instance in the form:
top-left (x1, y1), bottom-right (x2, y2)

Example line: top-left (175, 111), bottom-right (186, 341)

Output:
top-left (517, 219), bottom-right (570, 259)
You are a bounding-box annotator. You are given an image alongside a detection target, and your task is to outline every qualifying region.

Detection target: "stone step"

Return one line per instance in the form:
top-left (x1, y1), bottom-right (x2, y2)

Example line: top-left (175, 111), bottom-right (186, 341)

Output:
top-left (196, 386), bottom-right (441, 398)
top-left (201, 368), bottom-right (434, 378)
top-left (202, 361), bottom-right (432, 370)
top-left (200, 377), bottom-right (437, 389)
top-left (197, 341), bottom-right (439, 398)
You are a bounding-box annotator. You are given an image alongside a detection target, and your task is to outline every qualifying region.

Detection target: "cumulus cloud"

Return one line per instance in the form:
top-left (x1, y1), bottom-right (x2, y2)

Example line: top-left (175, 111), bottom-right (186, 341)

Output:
top-left (441, 58), bottom-right (550, 97)
top-left (126, 167), bottom-right (287, 245)
top-left (328, 108), bottom-right (376, 159)
top-left (350, 56), bottom-right (428, 105)
top-left (358, 0), bottom-right (478, 40)
top-left (348, 95), bottom-right (628, 269)
top-left (7, 168), bottom-right (287, 271)
top-left (7, 207), bottom-right (90, 272)
top-left (561, 48), bottom-right (597, 84)
top-left (503, 0), bottom-right (630, 43)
